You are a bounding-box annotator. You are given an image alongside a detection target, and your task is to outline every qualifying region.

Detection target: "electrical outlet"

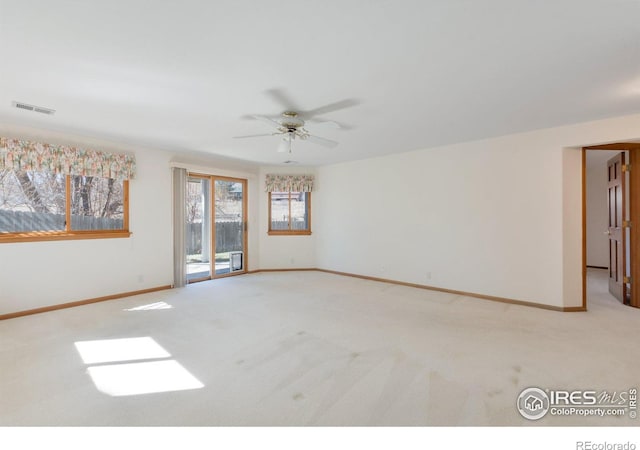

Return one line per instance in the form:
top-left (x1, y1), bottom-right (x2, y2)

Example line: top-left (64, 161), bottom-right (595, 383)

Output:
top-left (425, 272), bottom-right (432, 281)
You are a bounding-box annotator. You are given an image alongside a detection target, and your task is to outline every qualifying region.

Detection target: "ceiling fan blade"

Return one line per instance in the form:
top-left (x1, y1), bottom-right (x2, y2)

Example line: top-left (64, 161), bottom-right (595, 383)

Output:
top-left (303, 99), bottom-right (360, 119)
top-left (306, 118), bottom-right (342, 129)
top-left (305, 134), bottom-right (339, 148)
top-left (232, 133), bottom-right (273, 139)
top-left (265, 88), bottom-right (301, 111)
top-left (252, 114), bottom-right (282, 129)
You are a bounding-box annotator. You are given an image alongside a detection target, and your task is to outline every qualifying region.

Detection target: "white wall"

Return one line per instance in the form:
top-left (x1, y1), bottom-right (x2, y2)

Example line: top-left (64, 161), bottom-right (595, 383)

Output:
top-left (585, 150), bottom-right (620, 268)
top-left (258, 166), bottom-right (316, 269)
top-left (316, 113), bottom-right (640, 308)
top-left (316, 137), bottom-right (563, 306)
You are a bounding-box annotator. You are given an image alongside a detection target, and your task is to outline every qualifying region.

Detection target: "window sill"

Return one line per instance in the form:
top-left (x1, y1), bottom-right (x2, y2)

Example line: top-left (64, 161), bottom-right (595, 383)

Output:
top-left (0, 230), bottom-right (132, 244)
top-left (268, 230), bottom-right (312, 236)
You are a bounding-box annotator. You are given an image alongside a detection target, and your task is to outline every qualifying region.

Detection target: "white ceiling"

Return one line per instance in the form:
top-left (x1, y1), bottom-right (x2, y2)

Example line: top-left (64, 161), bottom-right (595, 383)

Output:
top-left (1, 0), bottom-right (639, 167)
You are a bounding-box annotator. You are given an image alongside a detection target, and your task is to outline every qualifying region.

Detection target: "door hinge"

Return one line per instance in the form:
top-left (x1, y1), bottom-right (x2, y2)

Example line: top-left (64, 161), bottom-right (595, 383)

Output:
top-left (622, 164), bottom-right (631, 172)
top-left (624, 276), bottom-right (632, 284)
top-left (623, 220), bottom-right (632, 228)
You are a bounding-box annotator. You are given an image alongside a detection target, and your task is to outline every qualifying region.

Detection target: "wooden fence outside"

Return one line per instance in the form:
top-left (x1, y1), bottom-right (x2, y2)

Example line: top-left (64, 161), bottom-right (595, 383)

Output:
top-left (187, 220), bottom-right (303, 254)
top-left (187, 221), bottom-right (243, 255)
top-left (0, 210), bottom-right (123, 232)
top-left (2, 211), bottom-right (302, 256)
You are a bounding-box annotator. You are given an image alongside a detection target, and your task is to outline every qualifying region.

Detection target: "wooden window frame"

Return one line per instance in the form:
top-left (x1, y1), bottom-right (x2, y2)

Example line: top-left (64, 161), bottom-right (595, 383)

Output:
top-left (0, 175), bottom-right (131, 244)
top-left (268, 191), bottom-right (312, 236)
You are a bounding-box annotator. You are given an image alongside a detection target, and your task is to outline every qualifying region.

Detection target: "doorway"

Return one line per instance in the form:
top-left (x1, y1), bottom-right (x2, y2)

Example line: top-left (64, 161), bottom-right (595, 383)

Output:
top-left (582, 143), bottom-right (640, 309)
top-left (186, 174), bottom-right (247, 282)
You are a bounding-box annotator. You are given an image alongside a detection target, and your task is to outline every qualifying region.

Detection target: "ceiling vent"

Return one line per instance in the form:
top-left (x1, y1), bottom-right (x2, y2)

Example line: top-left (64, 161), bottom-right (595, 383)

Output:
top-left (12, 101), bottom-right (56, 115)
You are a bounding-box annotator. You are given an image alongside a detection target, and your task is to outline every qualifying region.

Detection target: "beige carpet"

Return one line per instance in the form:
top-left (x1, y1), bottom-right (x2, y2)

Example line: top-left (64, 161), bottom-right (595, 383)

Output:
top-left (0, 268), bottom-right (638, 426)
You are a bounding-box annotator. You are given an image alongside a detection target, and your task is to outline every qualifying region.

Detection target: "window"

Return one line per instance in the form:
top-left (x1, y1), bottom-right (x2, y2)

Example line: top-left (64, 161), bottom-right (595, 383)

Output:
top-left (70, 175), bottom-right (126, 230)
top-left (0, 136), bottom-right (135, 243)
top-left (0, 170), bottom-right (66, 232)
top-left (265, 174), bottom-right (314, 236)
top-left (268, 191), bottom-right (311, 235)
top-left (0, 169), bottom-right (130, 242)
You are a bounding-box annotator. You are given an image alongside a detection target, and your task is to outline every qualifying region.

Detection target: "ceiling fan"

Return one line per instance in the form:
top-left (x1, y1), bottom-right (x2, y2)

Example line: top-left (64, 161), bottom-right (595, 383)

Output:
top-left (233, 89), bottom-right (359, 153)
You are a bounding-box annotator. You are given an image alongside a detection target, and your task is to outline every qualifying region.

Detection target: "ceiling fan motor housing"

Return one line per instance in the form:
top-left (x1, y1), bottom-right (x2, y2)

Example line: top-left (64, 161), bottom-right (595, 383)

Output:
top-left (281, 111), bottom-right (304, 130)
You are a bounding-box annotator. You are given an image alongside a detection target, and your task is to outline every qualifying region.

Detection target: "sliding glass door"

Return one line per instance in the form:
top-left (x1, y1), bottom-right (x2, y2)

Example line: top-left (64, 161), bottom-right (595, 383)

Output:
top-left (214, 178), bottom-right (246, 276)
top-left (186, 176), bottom-right (211, 282)
top-left (186, 174), bottom-right (246, 282)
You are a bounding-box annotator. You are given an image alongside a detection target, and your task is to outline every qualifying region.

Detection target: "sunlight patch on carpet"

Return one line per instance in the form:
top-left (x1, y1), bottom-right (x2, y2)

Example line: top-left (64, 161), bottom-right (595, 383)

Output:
top-left (75, 337), bottom-right (204, 396)
top-left (125, 302), bottom-right (173, 311)
top-left (87, 360), bottom-right (204, 396)
top-left (75, 337), bottom-right (170, 364)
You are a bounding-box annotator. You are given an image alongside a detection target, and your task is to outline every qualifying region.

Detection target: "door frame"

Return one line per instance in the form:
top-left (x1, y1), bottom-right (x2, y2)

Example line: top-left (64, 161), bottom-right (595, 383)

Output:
top-left (582, 143), bottom-right (640, 309)
top-left (187, 172), bottom-right (248, 282)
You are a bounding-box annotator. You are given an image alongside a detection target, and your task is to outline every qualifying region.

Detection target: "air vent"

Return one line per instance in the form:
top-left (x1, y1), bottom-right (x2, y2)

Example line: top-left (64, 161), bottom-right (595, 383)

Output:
top-left (283, 160), bottom-right (298, 165)
top-left (15, 103), bottom-right (34, 111)
top-left (12, 101), bottom-right (56, 115)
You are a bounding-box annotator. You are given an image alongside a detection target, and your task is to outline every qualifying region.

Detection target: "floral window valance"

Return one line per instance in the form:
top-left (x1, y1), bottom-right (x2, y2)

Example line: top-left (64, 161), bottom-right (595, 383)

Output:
top-left (0, 137), bottom-right (136, 180)
top-left (265, 174), bottom-right (314, 192)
